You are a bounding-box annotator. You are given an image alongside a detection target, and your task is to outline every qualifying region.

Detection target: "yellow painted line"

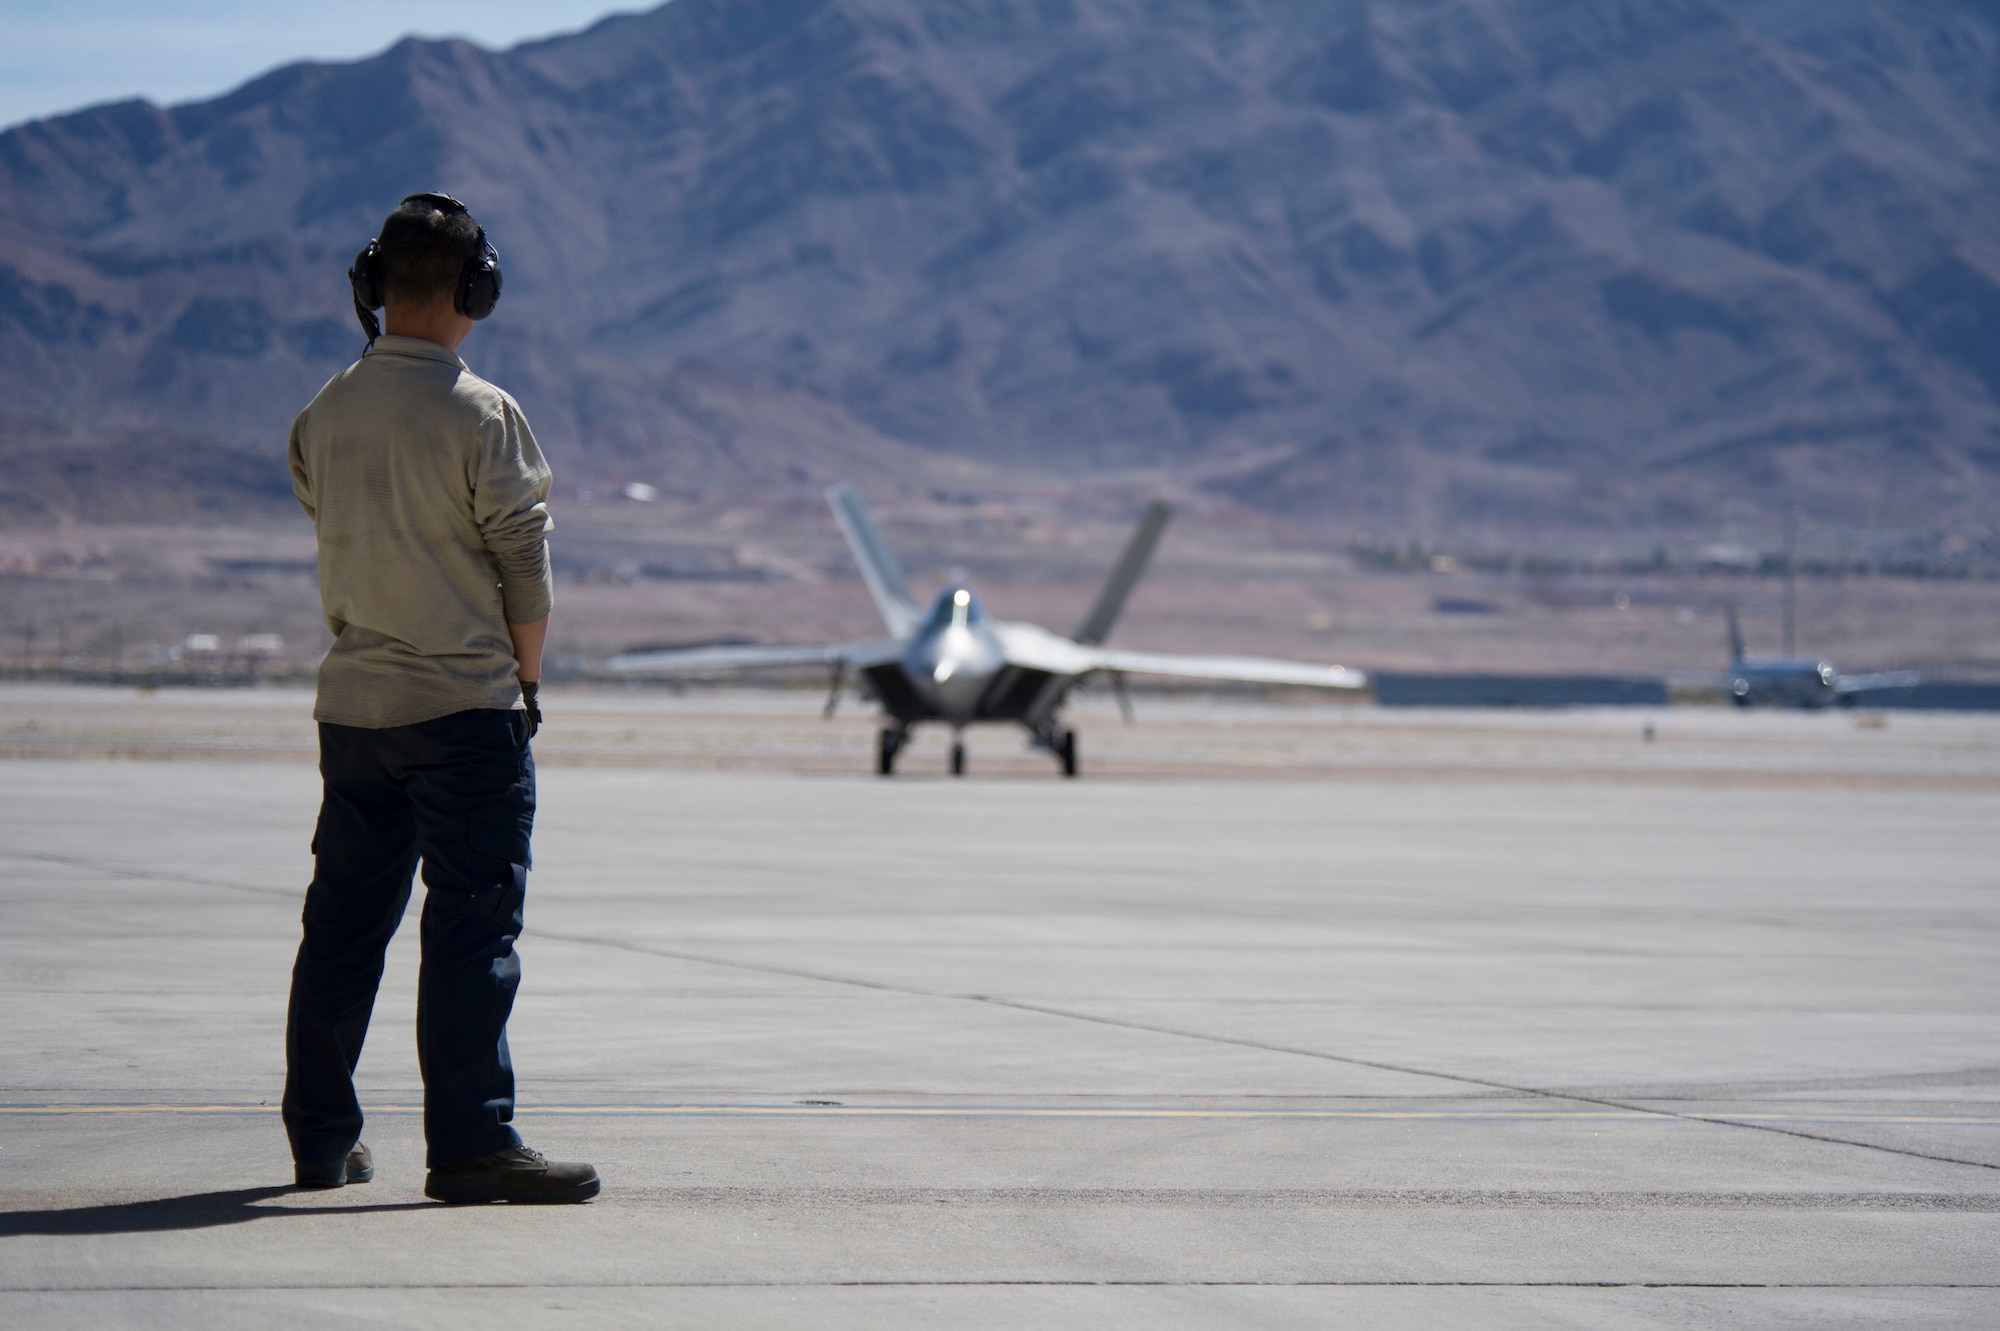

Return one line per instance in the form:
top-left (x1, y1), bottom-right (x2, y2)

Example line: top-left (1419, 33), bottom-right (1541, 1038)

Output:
top-left (2, 1104), bottom-right (1996, 1125)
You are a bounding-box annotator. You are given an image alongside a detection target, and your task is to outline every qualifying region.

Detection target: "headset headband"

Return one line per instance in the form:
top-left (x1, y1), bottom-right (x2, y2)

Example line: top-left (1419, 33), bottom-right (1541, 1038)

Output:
top-left (402, 191), bottom-right (469, 215)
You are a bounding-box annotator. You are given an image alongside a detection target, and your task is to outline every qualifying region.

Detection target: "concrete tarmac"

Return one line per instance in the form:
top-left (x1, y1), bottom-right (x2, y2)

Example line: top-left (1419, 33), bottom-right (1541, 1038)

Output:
top-left (1, 696), bottom-right (1997, 1326)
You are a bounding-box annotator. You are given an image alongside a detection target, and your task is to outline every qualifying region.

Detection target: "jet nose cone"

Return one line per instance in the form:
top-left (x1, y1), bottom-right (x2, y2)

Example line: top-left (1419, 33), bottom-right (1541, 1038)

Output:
top-left (929, 660), bottom-right (987, 714)
top-left (905, 628), bottom-right (1004, 721)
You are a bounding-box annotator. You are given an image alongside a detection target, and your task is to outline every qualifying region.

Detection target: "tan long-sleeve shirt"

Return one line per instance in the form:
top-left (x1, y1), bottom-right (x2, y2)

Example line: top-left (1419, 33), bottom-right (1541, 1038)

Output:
top-left (289, 334), bottom-right (553, 729)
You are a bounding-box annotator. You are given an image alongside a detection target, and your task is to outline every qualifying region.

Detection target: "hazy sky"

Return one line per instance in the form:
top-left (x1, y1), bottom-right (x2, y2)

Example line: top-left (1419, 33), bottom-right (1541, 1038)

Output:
top-left (0, 1), bottom-right (638, 129)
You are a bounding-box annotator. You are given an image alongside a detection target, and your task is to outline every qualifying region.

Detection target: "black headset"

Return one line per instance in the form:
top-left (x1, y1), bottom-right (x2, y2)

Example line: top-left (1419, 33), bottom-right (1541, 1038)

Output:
top-left (347, 192), bottom-right (503, 345)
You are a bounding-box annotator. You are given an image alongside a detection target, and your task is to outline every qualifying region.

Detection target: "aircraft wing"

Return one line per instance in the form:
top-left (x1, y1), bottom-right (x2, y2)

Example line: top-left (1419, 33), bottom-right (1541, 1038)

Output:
top-left (1835, 670), bottom-right (1925, 693)
top-left (1667, 669), bottom-right (1927, 694)
top-left (606, 639), bottom-right (903, 674)
top-left (1089, 647), bottom-right (1368, 690)
top-left (992, 622), bottom-right (1366, 689)
top-left (1667, 670), bottom-right (1738, 690)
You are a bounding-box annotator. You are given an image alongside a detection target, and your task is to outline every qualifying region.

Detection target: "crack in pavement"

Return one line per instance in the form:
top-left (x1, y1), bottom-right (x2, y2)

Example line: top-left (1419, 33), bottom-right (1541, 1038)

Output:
top-left (11, 848), bottom-right (1997, 1175)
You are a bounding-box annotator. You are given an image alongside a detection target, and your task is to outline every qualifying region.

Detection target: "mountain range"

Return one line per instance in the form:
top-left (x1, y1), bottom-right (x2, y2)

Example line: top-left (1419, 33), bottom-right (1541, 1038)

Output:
top-left (2, 0), bottom-right (1998, 532)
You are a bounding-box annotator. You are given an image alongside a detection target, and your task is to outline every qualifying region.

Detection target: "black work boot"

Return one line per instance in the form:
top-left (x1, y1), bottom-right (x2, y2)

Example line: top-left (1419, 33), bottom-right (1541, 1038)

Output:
top-left (294, 1141), bottom-right (374, 1190)
top-left (425, 1144), bottom-right (600, 1204)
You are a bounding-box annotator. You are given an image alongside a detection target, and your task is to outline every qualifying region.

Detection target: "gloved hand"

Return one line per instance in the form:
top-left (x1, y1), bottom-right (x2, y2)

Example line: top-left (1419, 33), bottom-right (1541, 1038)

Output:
top-left (521, 681), bottom-right (543, 739)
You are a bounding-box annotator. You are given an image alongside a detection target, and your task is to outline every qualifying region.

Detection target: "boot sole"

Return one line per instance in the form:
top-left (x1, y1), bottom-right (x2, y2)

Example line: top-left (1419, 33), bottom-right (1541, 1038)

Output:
top-left (294, 1149), bottom-right (372, 1189)
top-left (424, 1172), bottom-right (600, 1204)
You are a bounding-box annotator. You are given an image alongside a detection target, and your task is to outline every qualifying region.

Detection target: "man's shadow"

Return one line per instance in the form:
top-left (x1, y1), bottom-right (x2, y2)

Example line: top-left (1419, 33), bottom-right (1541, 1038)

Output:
top-left (0, 1186), bottom-right (438, 1235)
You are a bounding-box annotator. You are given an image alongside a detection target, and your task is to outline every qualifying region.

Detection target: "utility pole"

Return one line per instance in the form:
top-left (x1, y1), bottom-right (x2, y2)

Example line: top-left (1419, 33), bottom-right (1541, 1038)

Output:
top-left (1782, 508), bottom-right (1799, 657)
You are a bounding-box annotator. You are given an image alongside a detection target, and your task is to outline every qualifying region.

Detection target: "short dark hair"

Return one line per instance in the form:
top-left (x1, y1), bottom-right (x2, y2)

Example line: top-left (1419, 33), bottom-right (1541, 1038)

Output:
top-left (377, 196), bottom-right (482, 308)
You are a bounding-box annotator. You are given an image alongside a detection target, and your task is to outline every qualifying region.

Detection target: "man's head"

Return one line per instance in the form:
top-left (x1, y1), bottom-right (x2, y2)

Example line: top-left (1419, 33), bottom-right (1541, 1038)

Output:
top-left (380, 194), bottom-right (486, 312)
top-left (357, 192), bottom-right (502, 351)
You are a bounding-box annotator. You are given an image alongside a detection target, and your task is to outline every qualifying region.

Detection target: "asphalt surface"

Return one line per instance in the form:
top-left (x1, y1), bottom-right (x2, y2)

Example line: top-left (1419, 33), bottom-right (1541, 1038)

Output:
top-left (1, 707), bottom-right (1996, 1326)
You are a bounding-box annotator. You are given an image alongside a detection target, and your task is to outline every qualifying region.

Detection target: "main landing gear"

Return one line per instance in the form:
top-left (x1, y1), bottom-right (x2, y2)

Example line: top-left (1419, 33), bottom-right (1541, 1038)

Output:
top-left (1029, 724), bottom-right (1078, 777)
top-left (877, 726), bottom-right (906, 776)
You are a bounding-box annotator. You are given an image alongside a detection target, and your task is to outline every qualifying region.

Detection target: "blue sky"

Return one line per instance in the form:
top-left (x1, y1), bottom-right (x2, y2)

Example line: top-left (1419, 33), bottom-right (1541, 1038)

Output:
top-left (0, 1), bottom-right (638, 129)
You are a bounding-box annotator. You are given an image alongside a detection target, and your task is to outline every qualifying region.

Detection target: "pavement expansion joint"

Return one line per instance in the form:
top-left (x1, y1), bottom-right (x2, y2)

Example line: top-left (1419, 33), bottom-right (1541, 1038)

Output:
top-left (5, 1102), bottom-right (1999, 1127)
top-left (7, 1280), bottom-right (2000, 1293)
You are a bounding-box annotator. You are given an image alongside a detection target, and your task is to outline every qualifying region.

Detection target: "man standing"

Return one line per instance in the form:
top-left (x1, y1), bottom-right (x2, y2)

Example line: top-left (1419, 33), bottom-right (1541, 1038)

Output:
top-left (283, 192), bottom-right (597, 1204)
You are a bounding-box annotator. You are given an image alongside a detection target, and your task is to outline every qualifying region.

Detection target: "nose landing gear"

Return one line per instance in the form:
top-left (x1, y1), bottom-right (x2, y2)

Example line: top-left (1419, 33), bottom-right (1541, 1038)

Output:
top-left (950, 735), bottom-right (966, 776)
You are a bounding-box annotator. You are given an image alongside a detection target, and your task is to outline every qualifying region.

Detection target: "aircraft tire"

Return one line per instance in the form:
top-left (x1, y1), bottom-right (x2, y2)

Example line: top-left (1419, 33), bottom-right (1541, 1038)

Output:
top-left (1059, 729), bottom-right (1078, 778)
top-left (877, 729), bottom-right (899, 776)
top-left (950, 741), bottom-right (965, 776)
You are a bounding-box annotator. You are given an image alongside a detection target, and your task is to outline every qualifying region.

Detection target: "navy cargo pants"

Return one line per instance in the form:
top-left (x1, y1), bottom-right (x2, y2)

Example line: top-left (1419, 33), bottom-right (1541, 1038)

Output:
top-left (283, 708), bottom-right (534, 1169)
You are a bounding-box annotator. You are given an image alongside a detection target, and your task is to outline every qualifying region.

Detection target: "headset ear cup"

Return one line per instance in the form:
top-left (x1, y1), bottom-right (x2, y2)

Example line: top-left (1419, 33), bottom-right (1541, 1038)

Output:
top-left (348, 240), bottom-right (385, 310)
top-left (457, 240), bottom-right (502, 321)
top-left (347, 239), bottom-right (385, 343)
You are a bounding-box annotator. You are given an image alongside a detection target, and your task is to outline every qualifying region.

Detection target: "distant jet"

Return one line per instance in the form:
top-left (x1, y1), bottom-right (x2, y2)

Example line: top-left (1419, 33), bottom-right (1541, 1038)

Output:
top-left (607, 485), bottom-right (1366, 775)
top-left (1707, 604), bottom-right (1917, 708)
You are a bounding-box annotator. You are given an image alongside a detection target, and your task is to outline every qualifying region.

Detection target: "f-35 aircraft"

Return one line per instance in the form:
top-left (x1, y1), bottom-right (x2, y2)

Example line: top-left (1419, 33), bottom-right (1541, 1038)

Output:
top-left (1705, 604), bottom-right (1918, 707)
top-left (607, 486), bottom-right (1366, 775)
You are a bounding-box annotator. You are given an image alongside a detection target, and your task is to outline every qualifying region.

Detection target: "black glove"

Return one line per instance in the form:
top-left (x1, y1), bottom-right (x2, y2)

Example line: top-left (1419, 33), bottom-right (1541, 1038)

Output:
top-left (521, 680), bottom-right (543, 739)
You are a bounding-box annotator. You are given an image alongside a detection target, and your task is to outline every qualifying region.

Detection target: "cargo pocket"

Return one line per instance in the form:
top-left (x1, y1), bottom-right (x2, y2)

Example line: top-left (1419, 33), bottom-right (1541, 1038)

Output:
top-left (469, 802), bottom-right (534, 871)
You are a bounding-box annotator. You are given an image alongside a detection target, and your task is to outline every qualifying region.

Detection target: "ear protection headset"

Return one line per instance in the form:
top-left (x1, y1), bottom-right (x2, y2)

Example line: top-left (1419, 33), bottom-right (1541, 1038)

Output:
top-left (348, 191), bottom-right (503, 344)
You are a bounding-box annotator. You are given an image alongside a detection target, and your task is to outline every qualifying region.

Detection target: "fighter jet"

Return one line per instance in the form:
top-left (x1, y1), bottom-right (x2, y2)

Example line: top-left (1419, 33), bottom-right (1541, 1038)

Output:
top-left (607, 485), bottom-right (1366, 775)
top-left (1701, 604), bottom-right (1919, 708)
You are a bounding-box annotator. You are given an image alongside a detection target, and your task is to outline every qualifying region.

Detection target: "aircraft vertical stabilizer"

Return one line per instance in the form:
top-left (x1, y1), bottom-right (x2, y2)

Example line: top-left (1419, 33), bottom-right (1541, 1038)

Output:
top-left (1073, 502), bottom-right (1171, 645)
top-left (827, 485), bottom-right (920, 637)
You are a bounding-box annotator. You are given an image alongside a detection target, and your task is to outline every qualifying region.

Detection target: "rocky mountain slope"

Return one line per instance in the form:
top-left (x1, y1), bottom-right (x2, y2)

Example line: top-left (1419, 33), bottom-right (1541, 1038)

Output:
top-left (2, 0), bottom-right (1997, 530)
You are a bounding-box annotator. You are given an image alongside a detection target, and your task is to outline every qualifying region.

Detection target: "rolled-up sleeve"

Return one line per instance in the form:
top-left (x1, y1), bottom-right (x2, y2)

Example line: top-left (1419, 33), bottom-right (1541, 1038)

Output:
top-left (471, 398), bottom-right (555, 625)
